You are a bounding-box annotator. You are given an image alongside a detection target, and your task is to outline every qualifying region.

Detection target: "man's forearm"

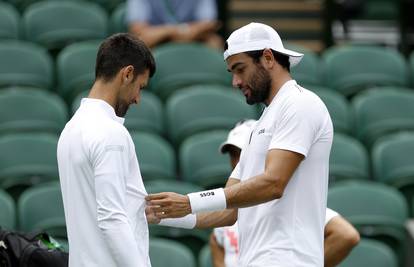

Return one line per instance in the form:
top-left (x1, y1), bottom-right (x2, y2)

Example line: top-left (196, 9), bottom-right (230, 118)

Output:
top-left (196, 209), bottom-right (237, 229)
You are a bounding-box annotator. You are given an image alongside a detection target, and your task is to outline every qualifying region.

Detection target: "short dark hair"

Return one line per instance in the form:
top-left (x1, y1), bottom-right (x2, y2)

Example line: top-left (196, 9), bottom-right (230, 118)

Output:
top-left (95, 33), bottom-right (156, 82)
top-left (245, 49), bottom-right (290, 72)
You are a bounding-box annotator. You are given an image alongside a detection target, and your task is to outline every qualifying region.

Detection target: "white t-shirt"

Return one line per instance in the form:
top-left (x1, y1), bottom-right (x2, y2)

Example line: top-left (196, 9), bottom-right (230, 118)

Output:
top-left (57, 98), bottom-right (151, 267)
top-left (230, 80), bottom-right (333, 267)
top-left (214, 208), bottom-right (339, 267)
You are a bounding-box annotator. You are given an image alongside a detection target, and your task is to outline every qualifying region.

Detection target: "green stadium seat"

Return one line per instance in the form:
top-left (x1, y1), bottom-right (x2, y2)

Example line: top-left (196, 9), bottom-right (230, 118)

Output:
top-left (179, 130), bottom-right (231, 189)
top-left (17, 182), bottom-right (66, 238)
top-left (149, 43), bottom-right (231, 100)
top-left (322, 46), bottom-right (408, 96)
top-left (328, 181), bottom-right (408, 262)
top-left (0, 2), bottom-right (20, 40)
top-left (0, 40), bottom-right (53, 89)
top-left (0, 189), bottom-right (16, 229)
top-left (286, 44), bottom-right (322, 87)
top-left (149, 238), bottom-right (196, 267)
top-left (166, 86), bottom-right (257, 145)
top-left (338, 238), bottom-right (398, 267)
top-left (72, 90), bottom-right (164, 134)
top-left (329, 133), bottom-right (370, 183)
top-left (0, 133), bottom-right (59, 190)
top-left (311, 87), bottom-right (353, 134)
top-left (352, 87), bottom-right (414, 146)
top-left (130, 132), bottom-right (176, 181)
top-left (363, 0), bottom-right (399, 20)
top-left (410, 51), bottom-right (414, 88)
top-left (145, 180), bottom-right (209, 258)
top-left (22, 1), bottom-right (108, 50)
top-left (0, 87), bottom-right (67, 134)
top-left (57, 40), bottom-right (101, 100)
top-left (372, 132), bottom-right (414, 216)
top-left (110, 2), bottom-right (126, 34)
top-left (199, 244), bottom-right (212, 267)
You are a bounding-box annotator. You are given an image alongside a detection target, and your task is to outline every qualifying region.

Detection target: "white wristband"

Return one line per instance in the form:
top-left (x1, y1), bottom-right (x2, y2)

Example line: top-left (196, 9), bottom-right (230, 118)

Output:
top-left (187, 188), bottom-right (227, 214)
top-left (159, 214), bottom-right (196, 229)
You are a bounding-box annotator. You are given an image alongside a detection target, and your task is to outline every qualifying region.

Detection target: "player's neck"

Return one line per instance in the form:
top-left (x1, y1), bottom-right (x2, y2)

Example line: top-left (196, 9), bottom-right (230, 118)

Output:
top-left (264, 72), bottom-right (292, 106)
top-left (88, 79), bottom-right (119, 111)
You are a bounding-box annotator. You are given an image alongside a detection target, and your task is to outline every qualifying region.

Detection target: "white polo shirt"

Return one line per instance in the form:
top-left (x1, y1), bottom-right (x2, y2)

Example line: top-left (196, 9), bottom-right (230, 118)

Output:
top-left (230, 80), bottom-right (333, 267)
top-left (214, 208), bottom-right (339, 267)
top-left (57, 98), bottom-right (151, 267)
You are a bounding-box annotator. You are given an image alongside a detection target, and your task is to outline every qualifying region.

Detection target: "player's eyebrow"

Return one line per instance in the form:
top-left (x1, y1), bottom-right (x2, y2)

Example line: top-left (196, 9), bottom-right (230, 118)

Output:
top-left (227, 62), bottom-right (244, 72)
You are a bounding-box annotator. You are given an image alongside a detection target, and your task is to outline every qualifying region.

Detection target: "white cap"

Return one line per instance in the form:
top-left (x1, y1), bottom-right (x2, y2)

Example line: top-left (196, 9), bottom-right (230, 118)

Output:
top-left (223, 22), bottom-right (303, 67)
top-left (219, 119), bottom-right (257, 153)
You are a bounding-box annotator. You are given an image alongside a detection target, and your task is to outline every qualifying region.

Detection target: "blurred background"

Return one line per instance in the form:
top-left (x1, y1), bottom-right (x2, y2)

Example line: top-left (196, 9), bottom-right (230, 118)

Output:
top-left (0, 0), bottom-right (414, 266)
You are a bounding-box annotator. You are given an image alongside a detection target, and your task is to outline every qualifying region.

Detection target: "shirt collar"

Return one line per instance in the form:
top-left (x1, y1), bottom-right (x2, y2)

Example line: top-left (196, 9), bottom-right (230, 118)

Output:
top-left (80, 98), bottom-right (125, 125)
top-left (268, 79), bottom-right (297, 107)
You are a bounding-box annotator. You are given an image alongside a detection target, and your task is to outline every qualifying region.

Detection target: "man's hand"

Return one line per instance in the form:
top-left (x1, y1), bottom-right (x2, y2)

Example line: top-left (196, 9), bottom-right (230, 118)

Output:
top-left (145, 192), bottom-right (192, 219)
top-left (145, 205), bottom-right (161, 224)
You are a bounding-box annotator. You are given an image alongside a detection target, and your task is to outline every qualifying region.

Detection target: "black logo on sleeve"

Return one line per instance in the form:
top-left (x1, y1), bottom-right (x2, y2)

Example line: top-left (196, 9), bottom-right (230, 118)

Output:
top-left (200, 191), bottom-right (215, 197)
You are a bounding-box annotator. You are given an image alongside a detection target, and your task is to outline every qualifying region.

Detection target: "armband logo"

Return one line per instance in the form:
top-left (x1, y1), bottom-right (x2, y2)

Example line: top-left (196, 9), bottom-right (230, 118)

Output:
top-left (200, 191), bottom-right (215, 197)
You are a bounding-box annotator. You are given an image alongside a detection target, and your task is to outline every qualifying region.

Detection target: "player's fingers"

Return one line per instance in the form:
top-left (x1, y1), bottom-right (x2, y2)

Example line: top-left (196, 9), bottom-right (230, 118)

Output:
top-left (145, 193), bottom-right (169, 201)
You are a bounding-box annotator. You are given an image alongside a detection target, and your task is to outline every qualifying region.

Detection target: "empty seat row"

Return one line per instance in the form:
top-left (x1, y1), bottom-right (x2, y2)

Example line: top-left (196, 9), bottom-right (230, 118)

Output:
top-left (3, 84), bottom-right (414, 149)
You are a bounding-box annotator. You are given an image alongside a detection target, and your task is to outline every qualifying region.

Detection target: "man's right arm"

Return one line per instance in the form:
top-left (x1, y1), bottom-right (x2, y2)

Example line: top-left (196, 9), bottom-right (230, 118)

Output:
top-left (210, 231), bottom-right (226, 267)
top-left (324, 216), bottom-right (360, 267)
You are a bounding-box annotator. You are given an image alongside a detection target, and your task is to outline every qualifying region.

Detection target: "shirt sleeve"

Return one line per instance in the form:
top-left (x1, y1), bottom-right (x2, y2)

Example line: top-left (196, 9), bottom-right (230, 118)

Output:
top-left (325, 208), bottom-right (339, 226)
top-left (126, 0), bottom-right (150, 23)
top-left (194, 0), bottom-right (217, 21)
top-left (229, 162), bottom-right (241, 180)
top-left (268, 100), bottom-right (318, 157)
top-left (214, 227), bottom-right (225, 247)
top-left (91, 131), bottom-right (141, 267)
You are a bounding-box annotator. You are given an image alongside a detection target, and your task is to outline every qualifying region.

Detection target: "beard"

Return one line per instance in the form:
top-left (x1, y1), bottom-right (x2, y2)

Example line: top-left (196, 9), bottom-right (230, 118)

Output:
top-left (115, 100), bottom-right (129, 117)
top-left (245, 64), bottom-right (272, 105)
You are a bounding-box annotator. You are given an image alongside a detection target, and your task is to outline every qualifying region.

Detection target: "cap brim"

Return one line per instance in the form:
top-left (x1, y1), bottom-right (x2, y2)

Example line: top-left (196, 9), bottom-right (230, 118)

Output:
top-left (278, 48), bottom-right (303, 67)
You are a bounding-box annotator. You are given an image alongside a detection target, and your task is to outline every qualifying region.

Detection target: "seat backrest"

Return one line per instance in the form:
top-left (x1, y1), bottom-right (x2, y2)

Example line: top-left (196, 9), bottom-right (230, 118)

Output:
top-left (149, 238), bottom-right (196, 267)
top-left (338, 238), bottom-right (398, 267)
top-left (311, 88), bottom-right (353, 134)
top-left (166, 86), bottom-right (257, 145)
top-left (328, 181), bottom-right (408, 226)
top-left (0, 40), bottom-right (53, 89)
top-left (57, 40), bottom-right (101, 100)
top-left (0, 2), bottom-right (20, 39)
top-left (0, 189), bottom-right (16, 230)
top-left (410, 51), bottom-right (414, 88)
top-left (150, 43), bottom-right (231, 100)
top-left (0, 133), bottom-right (59, 188)
top-left (110, 2), bottom-right (126, 33)
top-left (329, 133), bottom-right (370, 183)
top-left (22, 1), bottom-right (108, 50)
top-left (372, 132), bottom-right (414, 184)
top-left (0, 87), bottom-right (68, 134)
top-left (198, 244), bottom-right (212, 267)
top-left (130, 132), bottom-right (176, 181)
top-left (352, 87), bottom-right (414, 146)
top-left (17, 182), bottom-right (65, 236)
top-left (179, 130), bottom-right (231, 187)
top-left (287, 44), bottom-right (322, 86)
top-left (322, 46), bottom-right (408, 96)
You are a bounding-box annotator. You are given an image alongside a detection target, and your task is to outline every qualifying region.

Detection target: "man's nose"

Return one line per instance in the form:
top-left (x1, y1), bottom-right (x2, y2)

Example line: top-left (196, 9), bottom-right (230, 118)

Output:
top-left (232, 75), bottom-right (242, 88)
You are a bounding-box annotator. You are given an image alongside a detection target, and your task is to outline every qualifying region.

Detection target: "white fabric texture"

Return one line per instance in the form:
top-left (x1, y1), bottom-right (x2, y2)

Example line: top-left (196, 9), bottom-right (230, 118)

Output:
top-left (230, 80), bottom-right (333, 267)
top-left (214, 208), bottom-right (339, 267)
top-left (57, 98), bottom-right (151, 267)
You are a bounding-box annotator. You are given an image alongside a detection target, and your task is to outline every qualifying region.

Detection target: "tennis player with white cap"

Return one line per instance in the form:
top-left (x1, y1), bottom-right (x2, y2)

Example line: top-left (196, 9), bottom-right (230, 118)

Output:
top-left (210, 120), bottom-right (359, 267)
top-left (146, 22), bottom-right (334, 267)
